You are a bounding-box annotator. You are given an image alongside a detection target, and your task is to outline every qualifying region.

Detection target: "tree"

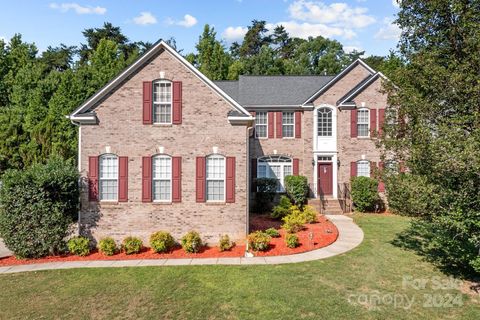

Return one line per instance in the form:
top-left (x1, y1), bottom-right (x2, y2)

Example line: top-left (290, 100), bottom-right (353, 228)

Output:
top-left (239, 20), bottom-right (272, 58)
top-left (40, 44), bottom-right (76, 72)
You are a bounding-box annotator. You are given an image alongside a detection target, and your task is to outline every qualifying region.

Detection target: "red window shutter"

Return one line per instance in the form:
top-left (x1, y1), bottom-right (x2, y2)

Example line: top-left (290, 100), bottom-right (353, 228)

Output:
top-left (378, 161), bottom-right (385, 192)
top-left (378, 108), bottom-right (385, 136)
top-left (268, 112), bottom-right (274, 138)
top-left (293, 158), bottom-right (299, 175)
top-left (172, 156), bottom-right (182, 202)
top-left (251, 158), bottom-right (257, 191)
top-left (142, 156), bottom-right (152, 202)
top-left (276, 112), bottom-right (283, 138)
top-left (295, 111), bottom-right (301, 138)
top-left (350, 161), bottom-right (357, 178)
top-left (172, 81), bottom-right (182, 124)
top-left (226, 157), bottom-right (236, 203)
top-left (196, 157), bottom-right (206, 202)
top-left (351, 109), bottom-right (358, 137)
top-left (88, 156), bottom-right (99, 201)
top-left (143, 81), bottom-right (152, 124)
top-left (370, 109), bottom-right (377, 136)
top-left (118, 156), bottom-right (128, 202)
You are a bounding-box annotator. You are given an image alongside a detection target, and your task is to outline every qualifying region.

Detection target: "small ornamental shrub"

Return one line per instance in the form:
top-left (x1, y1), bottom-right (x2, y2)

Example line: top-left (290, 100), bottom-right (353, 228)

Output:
top-left (301, 205), bottom-right (318, 223)
top-left (282, 211), bottom-right (305, 233)
top-left (285, 233), bottom-right (299, 248)
top-left (254, 177), bottom-right (277, 213)
top-left (67, 236), bottom-right (90, 256)
top-left (247, 231), bottom-right (271, 251)
top-left (351, 176), bottom-right (380, 212)
top-left (122, 236), bottom-right (143, 255)
top-left (181, 231), bottom-right (203, 253)
top-left (264, 228), bottom-right (280, 238)
top-left (284, 175), bottom-right (309, 206)
top-left (218, 234), bottom-right (234, 252)
top-left (149, 231), bottom-right (175, 253)
top-left (271, 195), bottom-right (292, 219)
top-left (98, 237), bottom-right (117, 256)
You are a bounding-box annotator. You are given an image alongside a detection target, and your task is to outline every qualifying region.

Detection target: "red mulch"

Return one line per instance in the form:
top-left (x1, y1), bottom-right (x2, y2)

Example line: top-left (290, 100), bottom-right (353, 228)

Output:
top-left (0, 215), bottom-right (338, 266)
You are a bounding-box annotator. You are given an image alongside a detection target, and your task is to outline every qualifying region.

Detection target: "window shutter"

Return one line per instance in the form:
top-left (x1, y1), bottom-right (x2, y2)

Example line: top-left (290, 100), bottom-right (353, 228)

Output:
top-left (378, 161), bottom-right (385, 192)
top-left (142, 156), bottom-right (152, 202)
top-left (196, 157), bottom-right (206, 202)
top-left (88, 156), bottom-right (99, 201)
top-left (293, 158), bottom-right (299, 175)
top-left (276, 111), bottom-right (283, 138)
top-left (143, 81), bottom-right (152, 124)
top-left (251, 158), bottom-right (257, 191)
top-left (172, 156), bottom-right (182, 202)
top-left (268, 112), bottom-right (274, 138)
top-left (226, 157), bottom-right (236, 203)
top-left (351, 109), bottom-right (358, 137)
top-left (295, 111), bottom-right (301, 138)
top-left (370, 109), bottom-right (377, 136)
top-left (350, 161), bottom-right (357, 178)
top-left (172, 81), bottom-right (182, 124)
top-left (378, 108), bottom-right (385, 136)
top-left (118, 156), bottom-right (128, 202)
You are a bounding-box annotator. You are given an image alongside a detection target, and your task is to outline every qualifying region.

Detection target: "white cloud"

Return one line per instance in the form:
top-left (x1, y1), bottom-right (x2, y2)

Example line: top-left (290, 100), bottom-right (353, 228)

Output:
top-left (49, 2), bottom-right (106, 15)
top-left (344, 45), bottom-right (363, 54)
top-left (267, 21), bottom-right (356, 40)
top-left (133, 12), bottom-right (157, 25)
top-left (392, 0), bottom-right (401, 8)
top-left (375, 17), bottom-right (401, 40)
top-left (222, 26), bottom-right (248, 41)
top-left (166, 14), bottom-right (198, 28)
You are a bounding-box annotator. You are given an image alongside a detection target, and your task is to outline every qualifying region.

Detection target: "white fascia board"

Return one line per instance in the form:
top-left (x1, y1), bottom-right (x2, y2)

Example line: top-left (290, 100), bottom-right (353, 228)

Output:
top-left (337, 73), bottom-right (380, 107)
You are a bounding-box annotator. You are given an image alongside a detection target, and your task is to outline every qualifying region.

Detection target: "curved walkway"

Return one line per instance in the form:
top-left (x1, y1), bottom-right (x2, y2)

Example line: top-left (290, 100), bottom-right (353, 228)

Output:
top-left (0, 215), bottom-right (363, 274)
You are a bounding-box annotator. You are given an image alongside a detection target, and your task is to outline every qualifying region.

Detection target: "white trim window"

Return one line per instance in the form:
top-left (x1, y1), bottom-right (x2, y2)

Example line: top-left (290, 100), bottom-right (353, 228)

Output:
top-left (255, 111), bottom-right (268, 138)
top-left (152, 155), bottom-right (172, 201)
top-left (206, 155), bottom-right (225, 201)
top-left (258, 155), bottom-right (292, 192)
top-left (99, 154), bottom-right (118, 201)
top-left (317, 107), bottom-right (332, 137)
top-left (357, 160), bottom-right (370, 177)
top-left (357, 108), bottom-right (370, 137)
top-left (153, 80), bottom-right (172, 124)
top-left (282, 112), bottom-right (294, 138)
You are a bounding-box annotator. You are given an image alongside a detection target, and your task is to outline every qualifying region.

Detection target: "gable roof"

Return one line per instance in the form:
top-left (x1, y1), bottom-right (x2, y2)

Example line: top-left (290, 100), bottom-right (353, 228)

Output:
top-left (337, 72), bottom-right (387, 107)
top-left (69, 40), bottom-right (252, 122)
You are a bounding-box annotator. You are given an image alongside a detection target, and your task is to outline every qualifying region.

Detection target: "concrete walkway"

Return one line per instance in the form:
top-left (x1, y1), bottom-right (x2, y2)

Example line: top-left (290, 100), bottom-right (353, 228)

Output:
top-left (0, 215), bottom-right (363, 274)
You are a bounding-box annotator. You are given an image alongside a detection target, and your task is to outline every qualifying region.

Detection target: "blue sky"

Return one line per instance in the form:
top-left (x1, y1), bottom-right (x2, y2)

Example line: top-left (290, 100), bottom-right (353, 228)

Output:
top-left (0, 0), bottom-right (401, 56)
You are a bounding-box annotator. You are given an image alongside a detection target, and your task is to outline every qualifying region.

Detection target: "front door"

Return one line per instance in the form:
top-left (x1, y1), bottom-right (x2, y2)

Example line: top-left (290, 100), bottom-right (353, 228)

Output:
top-left (317, 163), bottom-right (333, 196)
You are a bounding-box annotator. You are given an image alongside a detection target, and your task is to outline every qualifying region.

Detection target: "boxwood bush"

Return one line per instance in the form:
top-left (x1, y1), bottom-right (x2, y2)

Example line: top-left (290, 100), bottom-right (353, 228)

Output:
top-left (98, 237), bottom-right (117, 256)
top-left (285, 233), bottom-right (299, 248)
top-left (271, 195), bottom-right (292, 219)
top-left (247, 231), bottom-right (271, 251)
top-left (218, 234), bottom-right (234, 252)
top-left (150, 231), bottom-right (175, 253)
top-left (181, 231), bottom-right (203, 253)
top-left (284, 175), bottom-right (308, 206)
top-left (122, 236), bottom-right (143, 254)
top-left (350, 176), bottom-right (380, 212)
top-left (67, 236), bottom-right (90, 256)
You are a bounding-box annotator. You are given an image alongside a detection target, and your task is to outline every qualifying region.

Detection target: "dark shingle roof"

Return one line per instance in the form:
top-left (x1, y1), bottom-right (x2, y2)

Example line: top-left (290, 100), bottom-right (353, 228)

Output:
top-left (215, 75), bottom-right (334, 106)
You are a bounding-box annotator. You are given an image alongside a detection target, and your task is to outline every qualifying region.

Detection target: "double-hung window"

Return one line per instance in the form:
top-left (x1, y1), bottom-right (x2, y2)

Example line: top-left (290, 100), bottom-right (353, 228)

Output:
top-left (255, 112), bottom-right (268, 138)
top-left (257, 156), bottom-right (292, 192)
top-left (153, 81), bottom-right (172, 124)
top-left (152, 155), bottom-right (172, 201)
top-left (357, 160), bottom-right (370, 177)
top-left (357, 108), bottom-right (370, 137)
top-left (206, 155), bottom-right (225, 201)
top-left (282, 112), bottom-right (294, 138)
top-left (99, 154), bottom-right (118, 201)
top-left (317, 107), bottom-right (332, 137)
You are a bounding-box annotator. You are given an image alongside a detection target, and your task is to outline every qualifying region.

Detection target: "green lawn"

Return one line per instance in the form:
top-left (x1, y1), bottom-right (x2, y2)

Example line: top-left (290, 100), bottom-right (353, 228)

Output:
top-left (0, 215), bottom-right (478, 319)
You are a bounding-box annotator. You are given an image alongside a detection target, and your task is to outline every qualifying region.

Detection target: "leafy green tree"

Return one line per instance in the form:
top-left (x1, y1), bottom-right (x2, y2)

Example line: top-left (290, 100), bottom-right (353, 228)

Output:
top-left (193, 25), bottom-right (231, 80)
top-left (239, 20), bottom-right (272, 58)
top-left (40, 44), bottom-right (76, 72)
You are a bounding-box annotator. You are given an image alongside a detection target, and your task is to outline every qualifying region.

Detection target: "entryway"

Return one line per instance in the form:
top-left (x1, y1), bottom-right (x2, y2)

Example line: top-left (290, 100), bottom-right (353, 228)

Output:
top-left (317, 162), bottom-right (333, 196)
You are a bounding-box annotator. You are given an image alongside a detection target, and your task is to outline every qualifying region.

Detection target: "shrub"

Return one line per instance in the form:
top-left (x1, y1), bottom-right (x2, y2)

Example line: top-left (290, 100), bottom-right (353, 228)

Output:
top-left (247, 231), bottom-right (271, 251)
top-left (285, 233), bottom-right (299, 248)
top-left (218, 234), bottom-right (234, 252)
top-left (284, 175), bottom-right (308, 206)
top-left (98, 237), bottom-right (117, 256)
top-left (149, 231), bottom-right (175, 253)
top-left (350, 176), bottom-right (380, 212)
top-left (181, 231), bottom-right (202, 253)
top-left (122, 236), bottom-right (143, 254)
top-left (301, 205), bottom-right (318, 223)
top-left (264, 228), bottom-right (280, 238)
top-left (0, 157), bottom-right (79, 258)
top-left (281, 210), bottom-right (305, 233)
top-left (271, 195), bottom-right (292, 219)
top-left (67, 236), bottom-right (90, 256)
top-left (254, 177), bottom-right (277, 213)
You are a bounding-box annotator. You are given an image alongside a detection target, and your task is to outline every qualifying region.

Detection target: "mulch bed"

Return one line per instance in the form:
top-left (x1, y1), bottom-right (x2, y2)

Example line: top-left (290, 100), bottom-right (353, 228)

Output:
top-left (0, 215), bottom-right (338, 266)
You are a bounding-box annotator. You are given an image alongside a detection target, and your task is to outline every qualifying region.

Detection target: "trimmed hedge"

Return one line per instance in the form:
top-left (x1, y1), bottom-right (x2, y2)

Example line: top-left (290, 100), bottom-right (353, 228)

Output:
top-left (284, 175), bottom-right (308, 206)
top-left (122, 237), bottom-right (143, 254)
top-left (67, 236), bottom-right (90, 256)
top-left (150, 231), bottom-right (175, 253)
top-left (350, 176), bottom-right (380, 212)
top-left (181, 231), bottom-right (202, 253)
top-left (98, 237), bottom-right (117, 256)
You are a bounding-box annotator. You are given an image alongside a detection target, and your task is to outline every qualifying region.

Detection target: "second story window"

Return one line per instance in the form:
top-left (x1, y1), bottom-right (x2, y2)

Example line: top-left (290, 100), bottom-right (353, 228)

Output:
top-left (357, 160), bottom-right (370, 177)
top-left (99, 154), bottom-right (118, 201)
top-left (206, 155), bottom-right (225, 201)
top-left (153, 81), bottom-right (172, 124)
top-left (357, 108), bottom-right (370, 137)
top-left (282, 112), bottom-right (294, 138)
top-left (152, 155), bottom-right (172, 201)
top-left (255, 112), bottom-right (268, 138)
top-left (317, 107), bottom-right (332, 137)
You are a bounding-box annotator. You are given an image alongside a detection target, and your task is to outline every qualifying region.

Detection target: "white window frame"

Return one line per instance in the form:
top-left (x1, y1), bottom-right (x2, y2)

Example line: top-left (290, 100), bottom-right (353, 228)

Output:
top-left (152, 155), bottom-right (172, 202)
top-left (357, 108), bottom-right (370, 138)
top-left (317, 107), bottom-right (333, 137)
top-left (99, 154), bottom-right (118, 201)
top-left (255, 111), bottom-right (268, 139)
top-left (257, 155), bottom-right (293, 192)
top-left (282, 112), bottom-right (295, 138)
top-left (153, 80), bottom-right (172, 125)
top-left (206, 155), bottom-right (226, 202)
top-left (357, 160), bottom-right (370, 177)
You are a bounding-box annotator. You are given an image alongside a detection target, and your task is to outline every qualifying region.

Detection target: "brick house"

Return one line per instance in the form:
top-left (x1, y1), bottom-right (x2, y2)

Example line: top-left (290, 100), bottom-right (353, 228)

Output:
top-left (69, 40), bottom-right (387, 245)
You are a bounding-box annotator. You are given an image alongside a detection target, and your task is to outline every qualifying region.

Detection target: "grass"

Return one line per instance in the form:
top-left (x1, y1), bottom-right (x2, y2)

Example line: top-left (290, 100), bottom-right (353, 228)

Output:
top-left (0, 214), bottom-right (478, 319)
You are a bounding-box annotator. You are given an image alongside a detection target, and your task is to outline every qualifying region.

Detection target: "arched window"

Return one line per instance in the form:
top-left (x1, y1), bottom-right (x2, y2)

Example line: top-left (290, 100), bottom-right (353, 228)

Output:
top-left (152, 155), bottom-right (172, 201)
top-left (317, 107), bottom-right (332, 137)
top-left (357, 160), bottom-right (370, 177)
top-left (357, 108), bottom-right (370, 137)
top-left (99, 154), bottom-right (118, 200)
top-left (153, 80), bottom-right (172, 124)
top-left (257, 155), bottom-right (292, 192)
top-left (206, 154), bottom-right (226, 201)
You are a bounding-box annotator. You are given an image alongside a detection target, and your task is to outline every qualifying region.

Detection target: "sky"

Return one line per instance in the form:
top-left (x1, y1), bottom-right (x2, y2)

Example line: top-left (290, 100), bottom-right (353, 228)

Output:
top-left (0, 0), bottom-right (402, 56)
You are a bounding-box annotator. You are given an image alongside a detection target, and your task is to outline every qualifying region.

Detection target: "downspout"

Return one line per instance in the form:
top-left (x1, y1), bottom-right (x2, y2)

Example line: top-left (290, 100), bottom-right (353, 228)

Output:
top-left (246, 126), bottom-right (253, 256)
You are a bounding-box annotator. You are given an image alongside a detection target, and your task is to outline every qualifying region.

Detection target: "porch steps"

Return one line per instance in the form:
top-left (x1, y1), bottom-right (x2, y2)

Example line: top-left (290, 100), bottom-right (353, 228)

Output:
top-left (308, 198), bottom-right (344, 215)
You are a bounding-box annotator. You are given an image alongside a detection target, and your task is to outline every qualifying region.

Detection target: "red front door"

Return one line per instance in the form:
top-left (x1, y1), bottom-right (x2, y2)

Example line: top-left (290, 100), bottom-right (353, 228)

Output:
top-left (317, 163), bottom-right (333, 196)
